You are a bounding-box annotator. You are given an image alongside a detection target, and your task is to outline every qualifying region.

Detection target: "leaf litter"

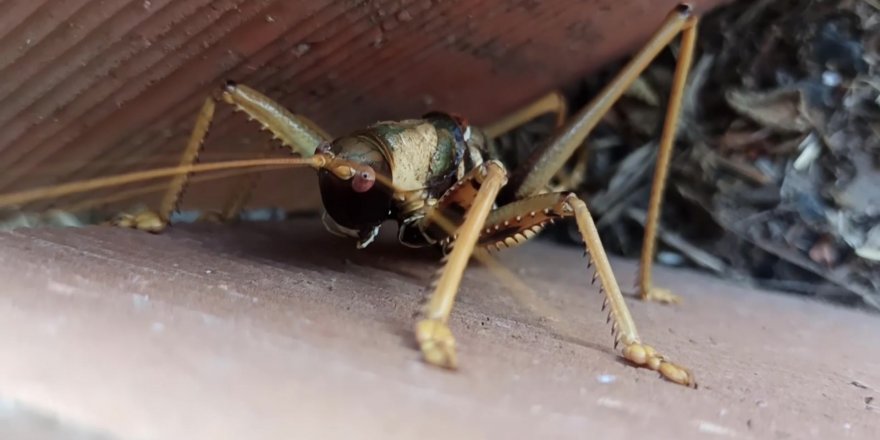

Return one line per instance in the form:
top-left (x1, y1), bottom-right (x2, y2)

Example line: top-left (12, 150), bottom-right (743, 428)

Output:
top-left (498, 0), bottom-right (880, 310)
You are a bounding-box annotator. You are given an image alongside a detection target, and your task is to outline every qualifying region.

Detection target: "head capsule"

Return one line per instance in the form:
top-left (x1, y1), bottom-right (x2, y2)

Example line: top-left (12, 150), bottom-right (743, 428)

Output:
top-left (317, 137), bottom-right (394, 242)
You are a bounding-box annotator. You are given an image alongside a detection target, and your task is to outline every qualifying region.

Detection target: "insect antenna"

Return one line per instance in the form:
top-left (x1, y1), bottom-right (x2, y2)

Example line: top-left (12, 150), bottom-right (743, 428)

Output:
top-left (0, 157), bottom-right (325, 209)
top-left (19, 152), bottom-right (264, 179)
top-left (58, 166), bottom-right (292, 215)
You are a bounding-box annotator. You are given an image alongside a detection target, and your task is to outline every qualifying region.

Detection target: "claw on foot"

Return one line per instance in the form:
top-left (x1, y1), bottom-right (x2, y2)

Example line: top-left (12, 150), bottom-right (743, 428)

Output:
top-left (111, 210), bottom-right (166, 233)
top-left (623, 342), bottom-right (696, 387)
top-left (640, 286), bottom-right (682, 304)
top-left (415, 319), bottom-right (458, 369)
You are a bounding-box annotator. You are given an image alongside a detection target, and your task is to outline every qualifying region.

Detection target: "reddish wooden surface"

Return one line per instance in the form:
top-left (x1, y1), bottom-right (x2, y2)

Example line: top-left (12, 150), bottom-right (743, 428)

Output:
top-left (0, 0), bottom-right (728, 211)
top-left (1, 221), bottom-right (878, 439)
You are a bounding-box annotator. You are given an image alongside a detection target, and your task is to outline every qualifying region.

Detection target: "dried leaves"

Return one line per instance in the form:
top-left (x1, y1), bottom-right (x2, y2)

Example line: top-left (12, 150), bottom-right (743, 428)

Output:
top-left (725, 87), bottom-right (814, 133)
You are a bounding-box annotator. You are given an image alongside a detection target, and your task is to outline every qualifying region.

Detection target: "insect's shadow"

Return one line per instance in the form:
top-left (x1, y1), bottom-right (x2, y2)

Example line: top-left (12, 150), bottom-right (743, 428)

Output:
top-left (175, 219), bottom-right (623, 366)
top-left (183, 218), bottom-right (439, 281)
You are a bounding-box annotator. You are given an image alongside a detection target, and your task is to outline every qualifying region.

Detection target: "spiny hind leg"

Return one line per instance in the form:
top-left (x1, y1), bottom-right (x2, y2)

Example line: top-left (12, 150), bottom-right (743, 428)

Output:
top-left (479, 192), bottom-right (695, 387)
top-left (415, 161), bottom-right (508, 369)
top-left (112, 83), bottom-right (330, 233)
top-left (637, 7), bottom-right (698, 305)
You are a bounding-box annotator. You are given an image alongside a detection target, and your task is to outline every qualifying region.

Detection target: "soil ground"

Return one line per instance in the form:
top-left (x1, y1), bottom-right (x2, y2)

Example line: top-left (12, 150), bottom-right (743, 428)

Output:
top-left (0, 220), bottom-right (877, 439)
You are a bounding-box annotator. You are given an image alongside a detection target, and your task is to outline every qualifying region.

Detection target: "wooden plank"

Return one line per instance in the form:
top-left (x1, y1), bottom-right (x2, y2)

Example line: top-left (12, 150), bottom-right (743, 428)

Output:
top-left (0, 221), bottom-right (877, 439)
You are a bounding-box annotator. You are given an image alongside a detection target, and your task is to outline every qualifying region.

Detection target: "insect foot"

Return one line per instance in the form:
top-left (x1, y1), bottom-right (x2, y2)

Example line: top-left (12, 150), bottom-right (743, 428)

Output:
top-left (195, 210), bottom-right (234, 224)
top-left (623, 342), bottom-right (696, 388)
top-left (110, 210), bottom-right (166, 233)
top-left (641, 286), bottom-right (683, 305)
top-left (415, 319), bottom-right (458, 369)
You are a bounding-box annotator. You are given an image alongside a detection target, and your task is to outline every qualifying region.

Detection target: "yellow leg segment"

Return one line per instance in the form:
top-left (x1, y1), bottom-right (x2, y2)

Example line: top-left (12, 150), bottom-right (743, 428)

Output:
top-left (638, 15), bottom-right (698, 304)
top-left (416, 161), bottom-right (508, 369)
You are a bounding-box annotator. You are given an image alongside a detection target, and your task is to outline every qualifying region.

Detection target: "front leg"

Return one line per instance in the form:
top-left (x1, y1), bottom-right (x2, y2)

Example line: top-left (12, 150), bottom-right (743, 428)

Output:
top-left (415, 161), bottom-right (508, 368)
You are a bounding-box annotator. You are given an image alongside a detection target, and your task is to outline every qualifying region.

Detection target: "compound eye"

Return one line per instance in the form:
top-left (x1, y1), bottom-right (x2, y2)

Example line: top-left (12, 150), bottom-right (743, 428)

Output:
top-left (351, 167), bottom-right (376, 193)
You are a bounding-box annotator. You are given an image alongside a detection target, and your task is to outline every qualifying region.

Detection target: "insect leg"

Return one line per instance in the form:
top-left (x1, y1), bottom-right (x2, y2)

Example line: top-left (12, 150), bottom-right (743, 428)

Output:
top-left (481, 91), bottom-right (567, 140)
top-left (113, 96), bottom-right (217, 232)
top-left (415, 161), bottom-right (508, 369)
top-left (637, 15), bottom-right (698, 304)
top-left (504, 4), bottom-right (698, 201)
top-left (479, 91), bottom-right (578, 192)
top-left (480, 90), bottom-right (592, 192)
top-left (114, 83), bottom-right (331, 232)
top-left (479, 192), bottom-right (695, 387)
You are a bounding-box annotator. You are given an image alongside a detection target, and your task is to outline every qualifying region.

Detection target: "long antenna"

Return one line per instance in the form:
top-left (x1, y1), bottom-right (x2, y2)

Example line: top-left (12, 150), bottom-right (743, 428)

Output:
top-left (0, 157), bottom-right (322, 208)
top-left (59, 166), bottom-right (294, 214)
